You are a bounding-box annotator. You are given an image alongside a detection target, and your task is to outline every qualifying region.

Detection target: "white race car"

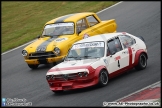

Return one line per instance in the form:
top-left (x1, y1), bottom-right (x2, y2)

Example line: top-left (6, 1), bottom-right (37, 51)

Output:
top-left (46, 32), bottom-right (148, 93)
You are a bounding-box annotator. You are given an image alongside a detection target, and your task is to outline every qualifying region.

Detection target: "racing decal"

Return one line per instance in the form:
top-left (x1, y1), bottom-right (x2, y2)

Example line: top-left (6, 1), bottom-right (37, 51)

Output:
top-left (83, 33), bottom-right (90, 39)
top-left (72, 42), bottom-right (104, 49)
top-left (115, 56), bottom-right (121, 61)
top-left (54, 38), bottom-right (68, 42)
top-left (128, 47), bottom-right (132, 66)
top-left (45, 23), bottom-right (74, 29)
top-left (103, 59), bottom-right (108, 64)
top-left (36, 38), bottom-right (56, 52)
top-left (54, 13), bottom-right (76, 23)
top-left (118, 60), bottom-right (120, 67)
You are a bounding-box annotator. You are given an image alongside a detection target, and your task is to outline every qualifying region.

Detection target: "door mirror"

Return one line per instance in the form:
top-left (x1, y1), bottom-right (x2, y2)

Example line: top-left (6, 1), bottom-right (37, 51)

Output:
top-left (111, 50), bottom-right (116, 55)
top-left (78, 30), bottom-right (81, 35)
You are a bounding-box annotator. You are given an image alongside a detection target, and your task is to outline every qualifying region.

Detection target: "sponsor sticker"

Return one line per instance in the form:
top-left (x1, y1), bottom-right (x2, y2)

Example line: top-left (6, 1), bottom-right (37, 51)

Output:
top-left (72, 42), bottom-right (104, 49)
top-left (115, 56), bottom-right (121, 61)
top-left (103, 59), bottom-right (108, 64)
top-left (45, 23), bottom-right (74, 29)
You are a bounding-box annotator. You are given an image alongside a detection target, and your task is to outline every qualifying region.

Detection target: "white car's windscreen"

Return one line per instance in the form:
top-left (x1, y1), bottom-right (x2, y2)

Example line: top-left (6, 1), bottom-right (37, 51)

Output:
top-left (42, 22), bottom-right (74, 36)
top-left (66, 41), bottom-right (105, 60)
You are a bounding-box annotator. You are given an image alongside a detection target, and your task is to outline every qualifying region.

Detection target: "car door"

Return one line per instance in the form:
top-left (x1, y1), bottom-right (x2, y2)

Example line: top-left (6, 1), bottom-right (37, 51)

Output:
top-left (85, 15), bottom-right (101, 35)
top-left (76, 18), bottom-right (90, 39)
top-left (106, 37), bottom-right (124, 74)
top-left (77, 15), bottom-right (100, 39)
top-left (118, 35), bottom-right (137, 66)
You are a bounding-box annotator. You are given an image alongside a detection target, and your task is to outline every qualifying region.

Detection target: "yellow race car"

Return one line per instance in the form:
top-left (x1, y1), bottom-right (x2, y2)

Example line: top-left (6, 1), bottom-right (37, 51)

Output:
top-left (22, 12), bottom-right (117, 69)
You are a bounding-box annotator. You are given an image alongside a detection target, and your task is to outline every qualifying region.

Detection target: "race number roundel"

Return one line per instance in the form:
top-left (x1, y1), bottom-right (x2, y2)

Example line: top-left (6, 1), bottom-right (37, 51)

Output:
top-left (83, 33), bottom-right (89, 39)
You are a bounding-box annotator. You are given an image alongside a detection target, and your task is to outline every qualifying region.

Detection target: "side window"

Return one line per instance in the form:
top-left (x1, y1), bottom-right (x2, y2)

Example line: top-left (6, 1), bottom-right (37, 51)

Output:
top-left (119, 35), bottom-right (135, 48)
top-left (86, 15), bottom-right (99, 27)
top-left (107, 38), bottom-right (122, 55)
top-left (76, 18), bottom-right (88, 33)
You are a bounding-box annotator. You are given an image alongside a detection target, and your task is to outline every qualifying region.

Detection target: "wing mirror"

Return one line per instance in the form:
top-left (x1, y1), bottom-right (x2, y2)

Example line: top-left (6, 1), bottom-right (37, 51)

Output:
top-left (111, 51), bottom-right (116, 55)
top-left (77, 30), bottom-right (82, 35)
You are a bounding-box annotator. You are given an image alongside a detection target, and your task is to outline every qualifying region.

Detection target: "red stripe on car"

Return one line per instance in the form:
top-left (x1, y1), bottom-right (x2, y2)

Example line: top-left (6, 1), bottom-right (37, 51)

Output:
top-left (128, 47), bottom-right (132, 66)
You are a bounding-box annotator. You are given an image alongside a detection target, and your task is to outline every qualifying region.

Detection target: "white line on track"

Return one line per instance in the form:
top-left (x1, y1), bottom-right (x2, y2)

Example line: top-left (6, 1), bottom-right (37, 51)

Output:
top-left (1, 1), bottom-right (123, 56)
top-left (96, 1), bottom-right (123, 14)
top-left (1, 40), bottom-right (36, 55)
top-left (113, 81), bottom-right (161, 102)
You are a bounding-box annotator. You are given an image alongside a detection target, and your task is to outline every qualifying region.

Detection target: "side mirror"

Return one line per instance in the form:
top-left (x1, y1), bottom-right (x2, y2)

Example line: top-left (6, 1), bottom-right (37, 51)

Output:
top-left (37, 35), bottom-right (41, 38)
top-left (111, 51), bottom-right (116, 55)
top-left (77, 30), bottom-right (81, 35)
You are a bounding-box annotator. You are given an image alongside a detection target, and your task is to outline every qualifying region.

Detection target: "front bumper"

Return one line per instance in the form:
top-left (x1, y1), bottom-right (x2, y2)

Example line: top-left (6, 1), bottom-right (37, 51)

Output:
top-left (48, 76), bottom-right (98, 91)
top-left (25, 56), bottom-right (64, 65)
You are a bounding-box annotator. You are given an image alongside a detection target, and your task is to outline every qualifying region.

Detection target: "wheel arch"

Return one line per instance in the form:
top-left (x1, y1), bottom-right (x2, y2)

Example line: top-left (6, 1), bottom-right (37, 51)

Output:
top-left (134, 49), bottom-right (148, 67)
top-left (94, 65), bottom-right (109, 82)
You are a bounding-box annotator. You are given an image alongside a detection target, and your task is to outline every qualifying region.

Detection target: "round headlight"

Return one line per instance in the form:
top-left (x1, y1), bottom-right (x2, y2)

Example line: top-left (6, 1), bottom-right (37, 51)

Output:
top-left (22, 50), bottom-right (28, 56)
top-left (54, 47), bottom-right (60, 55)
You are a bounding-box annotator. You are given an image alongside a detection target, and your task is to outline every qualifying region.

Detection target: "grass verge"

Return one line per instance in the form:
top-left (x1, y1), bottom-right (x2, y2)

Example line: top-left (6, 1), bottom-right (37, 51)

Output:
top-left (2, 1), bottom-right (118, 53)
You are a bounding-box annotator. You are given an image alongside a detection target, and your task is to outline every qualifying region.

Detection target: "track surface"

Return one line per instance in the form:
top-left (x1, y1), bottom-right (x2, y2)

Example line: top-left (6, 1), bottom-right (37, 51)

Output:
top-left (2, 2), bottom-right (160, 106)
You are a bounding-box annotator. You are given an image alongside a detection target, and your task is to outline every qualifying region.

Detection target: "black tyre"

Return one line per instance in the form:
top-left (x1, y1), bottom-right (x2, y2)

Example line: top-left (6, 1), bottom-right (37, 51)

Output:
top-left (28, 64), bottom-right (39, 69)
top-left (98, 70), bottom-right (109, 87)
top-left (137, 36), bottom-right (145, 43)
top-left (52, 90), bottom-right (63, 94)
top-left (135, 53), bottom-right (147, 70)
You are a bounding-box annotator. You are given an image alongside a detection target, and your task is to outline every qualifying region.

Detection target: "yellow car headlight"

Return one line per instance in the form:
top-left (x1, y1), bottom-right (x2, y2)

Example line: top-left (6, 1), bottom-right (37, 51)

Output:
top-left (54, 47), bottom-right (60, 55)
top-left (22, 50), bottom-right (28, 56)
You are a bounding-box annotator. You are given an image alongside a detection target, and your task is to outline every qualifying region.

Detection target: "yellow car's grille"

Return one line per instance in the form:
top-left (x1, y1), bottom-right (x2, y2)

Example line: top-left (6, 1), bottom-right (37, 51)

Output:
top-left (28, 52), bottom-right (56, 59)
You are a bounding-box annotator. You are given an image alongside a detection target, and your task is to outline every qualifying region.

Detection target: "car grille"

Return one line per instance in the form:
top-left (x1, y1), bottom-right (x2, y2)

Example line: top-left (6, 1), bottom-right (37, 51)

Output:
top-left (47, 73), bottom-right (78, 81)
top-left (28, 51), bottom-right (56, 59)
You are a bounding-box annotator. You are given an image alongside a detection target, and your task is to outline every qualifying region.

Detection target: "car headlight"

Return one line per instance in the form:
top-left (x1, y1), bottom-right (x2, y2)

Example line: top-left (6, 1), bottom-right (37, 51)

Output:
top-left (78, 72), bottom-right (88, 77)
top-left (54, 47), bottom-right (60, 55)
top-left (22, 50), bottom-right (28, 56)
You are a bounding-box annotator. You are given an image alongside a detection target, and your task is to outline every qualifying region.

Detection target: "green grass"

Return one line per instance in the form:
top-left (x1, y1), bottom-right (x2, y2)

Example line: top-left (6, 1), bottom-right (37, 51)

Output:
top-left (2, 1), bottom-right (118, 53)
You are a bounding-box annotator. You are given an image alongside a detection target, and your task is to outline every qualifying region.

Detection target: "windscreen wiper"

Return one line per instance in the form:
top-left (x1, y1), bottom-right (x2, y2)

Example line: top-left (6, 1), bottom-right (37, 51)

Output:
top-left (67, 56), bottom-right (81, 60)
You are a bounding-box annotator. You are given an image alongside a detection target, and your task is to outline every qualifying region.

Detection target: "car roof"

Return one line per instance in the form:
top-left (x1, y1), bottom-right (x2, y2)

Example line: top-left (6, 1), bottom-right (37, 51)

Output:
top-left (74, 32), bottom-right (127, 44)
top-left (46, 12), bottom-right (95, 24)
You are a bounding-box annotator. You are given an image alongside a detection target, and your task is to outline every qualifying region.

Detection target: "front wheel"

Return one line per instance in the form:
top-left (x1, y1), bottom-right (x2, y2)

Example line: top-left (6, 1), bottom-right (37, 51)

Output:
top-left (98, 70), bottom-right (109, 87)
top-left (28, 64), bottom-right (39, 69)
top-left (135, 53), bottom-right (147, 70)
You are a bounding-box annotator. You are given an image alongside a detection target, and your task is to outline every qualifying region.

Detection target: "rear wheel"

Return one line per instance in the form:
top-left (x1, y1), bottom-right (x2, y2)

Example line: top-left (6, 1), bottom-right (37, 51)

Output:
top-left (28, 64), bottom-right (39, 69)
top-left (98, 70), bottom-right (109, 87)
top-left (135, 53), bottom-right (147, 70)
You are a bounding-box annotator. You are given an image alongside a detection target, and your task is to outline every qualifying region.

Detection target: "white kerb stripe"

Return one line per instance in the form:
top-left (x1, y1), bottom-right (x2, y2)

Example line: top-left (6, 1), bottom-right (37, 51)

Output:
top-left (113, 81), bottom-right (161, 102)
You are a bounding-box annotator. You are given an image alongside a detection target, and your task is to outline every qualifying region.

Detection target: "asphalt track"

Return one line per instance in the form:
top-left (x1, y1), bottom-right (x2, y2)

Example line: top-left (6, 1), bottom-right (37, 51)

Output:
top-left (2, 1), bottom-right (161, 106)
